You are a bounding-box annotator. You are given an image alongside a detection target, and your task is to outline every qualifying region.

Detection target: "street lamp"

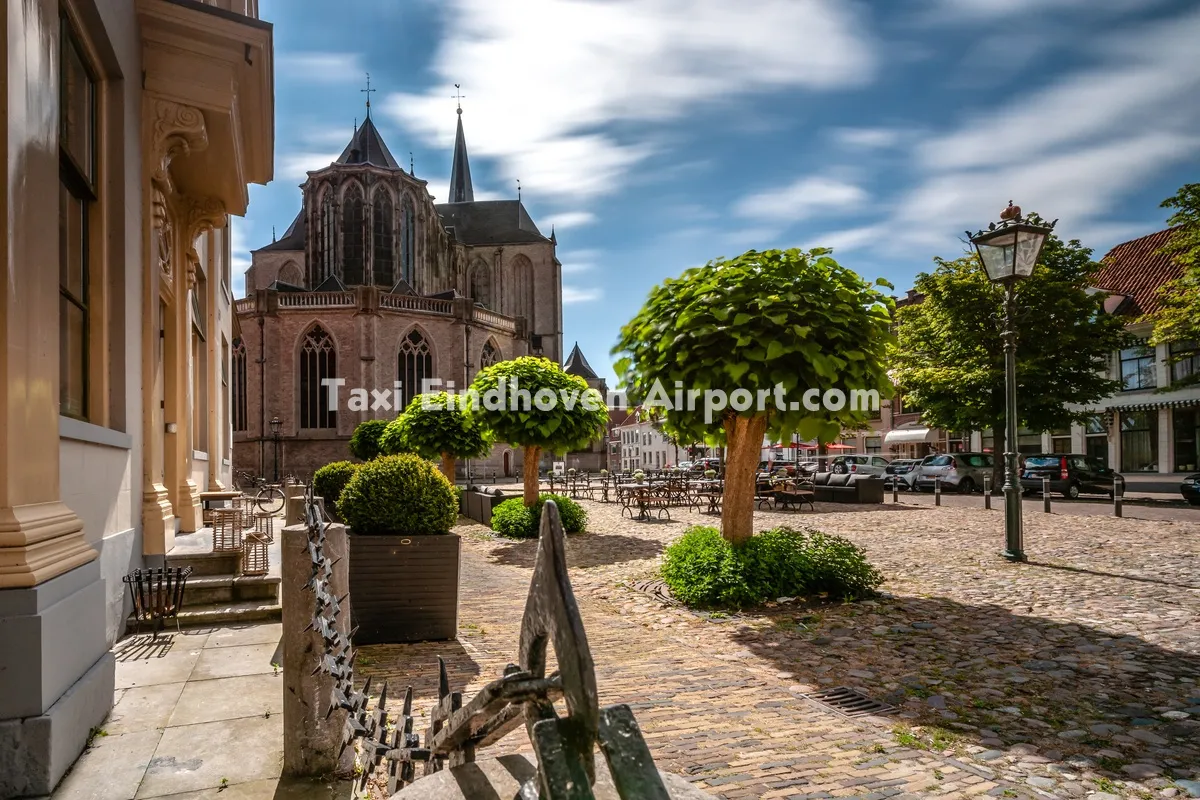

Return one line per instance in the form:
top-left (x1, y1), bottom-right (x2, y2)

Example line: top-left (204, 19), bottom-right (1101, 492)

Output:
top-left (968, 202), bottom-right (1055, 562)
top-left (269, 416), bottom-right (282, 484)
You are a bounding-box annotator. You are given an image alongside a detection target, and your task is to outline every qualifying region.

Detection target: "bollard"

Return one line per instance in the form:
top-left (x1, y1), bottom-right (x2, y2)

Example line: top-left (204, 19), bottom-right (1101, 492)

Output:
top-left (1042, 476), bottom-right (1051, 513)
top-left (892, 477), bottom-right (898, 503)
top-left (934, 476), bottom-right (941, 506)
top-left (1114, 474), bottom-right (1124, 518)
top-left (983, 474), bottom-right (991, 510)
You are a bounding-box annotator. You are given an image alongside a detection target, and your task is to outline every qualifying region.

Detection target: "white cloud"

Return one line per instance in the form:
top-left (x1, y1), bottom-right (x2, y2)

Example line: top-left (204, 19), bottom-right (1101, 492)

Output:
top-left (384, 0), bottom-right (876, 201)
top-left (542, 211), bottom-right (596, 231)
top-left (733, 177), bottom-right (868, 223)
top-left (278, 150), bottom-right (344, 183)
top-left (831, 127), bottom-right (902, 149)
top-left (563, 286), bottom-right (604, 304)
top-left (423, 177), bottom-right (506, 203)
top-left (802, 224), bottom-right (885, 253)
top-left (276, 52), bottom-right (365, 83)
top-left (229, 218), bottom-right (252, 298)
top-left (559, 248), bottom-right (601, 274)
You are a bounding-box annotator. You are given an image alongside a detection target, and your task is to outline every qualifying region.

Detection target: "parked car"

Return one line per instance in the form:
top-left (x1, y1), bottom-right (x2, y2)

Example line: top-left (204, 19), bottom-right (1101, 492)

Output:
top-left (914, 452), bottom-right (994, 493)
top-left (692, 457), bottom-right (721, 473)
top-left (829, 454), bottom-right (891, 476)
top-left (884, 458), bottom-right (921, 489)
top-left (758, 460), bottom-right (797, 476)
top-left (1019, 454), bottom-right (1119, 499)
top-left (1180, 473), bottom-right (1200, 506)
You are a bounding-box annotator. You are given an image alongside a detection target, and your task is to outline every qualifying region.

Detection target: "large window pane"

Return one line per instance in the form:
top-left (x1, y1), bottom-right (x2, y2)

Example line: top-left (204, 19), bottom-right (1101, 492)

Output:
top-left (1120, 411), bottom-right (1158, 472)
top-left (60, 296), bottom-right (86, 417)
top-left (1174, 409), bottom-right (1199, 473)
top-left (61, 32), bottom-right (94, 181)
top-left (1120, 345), bottom-right (1156, 391)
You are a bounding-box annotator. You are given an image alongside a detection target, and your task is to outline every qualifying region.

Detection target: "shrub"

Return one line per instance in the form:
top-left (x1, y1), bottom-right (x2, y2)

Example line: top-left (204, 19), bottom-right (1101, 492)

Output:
top-left (661, 525), bottom-right (882, 608)
top-left (378, 417), bottom-right (414, 456)
top-left (312, 461), bottom-right (359, 515)
top-left (349, 419), bottom-right (390, 461)
top-left (338, 454), bottom-right (457, 535)
top-left (490, 494), bottom-right (588, 539)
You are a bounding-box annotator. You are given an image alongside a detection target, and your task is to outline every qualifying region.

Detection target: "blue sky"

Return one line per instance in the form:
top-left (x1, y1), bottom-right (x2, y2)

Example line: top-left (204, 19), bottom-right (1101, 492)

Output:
top-left (234, 0), bottom-right (1200, 384)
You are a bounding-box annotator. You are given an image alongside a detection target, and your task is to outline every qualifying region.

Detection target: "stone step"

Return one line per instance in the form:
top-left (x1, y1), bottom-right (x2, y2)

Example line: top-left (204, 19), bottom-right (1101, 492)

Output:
top-left (175, 599), bottom-right (282, 627)
top-left (166, 550), bottom-right (240, 576)
top-left (182, 574), bottom-right (280, 607)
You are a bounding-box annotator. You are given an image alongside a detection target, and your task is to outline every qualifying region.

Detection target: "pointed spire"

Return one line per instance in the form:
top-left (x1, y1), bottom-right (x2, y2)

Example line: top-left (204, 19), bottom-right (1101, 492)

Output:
top-left (448, 90), bottom-right (474, 203)
top-left (272, 226), bottom-right (277, 242)
top-left (550, 226), bottom-right (556, 245)
top-left (564, 342), bottom-right (599, 381)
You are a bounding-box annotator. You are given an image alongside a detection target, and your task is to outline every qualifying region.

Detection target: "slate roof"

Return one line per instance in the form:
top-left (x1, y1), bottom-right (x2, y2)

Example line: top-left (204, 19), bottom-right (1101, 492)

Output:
top-left (312, 274), bottom-right (347, 292)
top-left (564, 342), bottom-right (599, 381)
top-left (448, 110), bottom-right (474, 203)
top-left (255, 209), bottom-right (305, 252)
top-left (1092, 227), bottom-right (1184, 317)
top-left (336, 117), bottom-right (402, 170)
top-left (436, 200), bottom-right (549, 245)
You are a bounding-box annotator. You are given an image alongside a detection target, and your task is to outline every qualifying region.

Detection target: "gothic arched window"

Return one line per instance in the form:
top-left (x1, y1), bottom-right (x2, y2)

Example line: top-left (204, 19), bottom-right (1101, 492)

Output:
top-left (469, 261), bottom-right (492, 309)
top-left (401, 195), bottom-right (415, 284)
top-left (342, 183), bottom-right (365, 285)
top-left (510, 254), bottom-right (533, 320)
top-left (232, 339), bottom-right (248, 432)
top-left (398, 329), bottom-right (432, 410)
top-left (373, 189), bottom-right (394, 287)
top-left (300, 326), bottom-right (337, 429)
top-left (312, 189), bottom-right (336, 288)
top-left (480, 339), bottom-right (499, 370)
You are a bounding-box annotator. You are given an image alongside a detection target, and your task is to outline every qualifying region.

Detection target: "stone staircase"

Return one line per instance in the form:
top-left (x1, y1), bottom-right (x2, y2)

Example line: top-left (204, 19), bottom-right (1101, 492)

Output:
top-left (164, 548), bottom-right (282, 627)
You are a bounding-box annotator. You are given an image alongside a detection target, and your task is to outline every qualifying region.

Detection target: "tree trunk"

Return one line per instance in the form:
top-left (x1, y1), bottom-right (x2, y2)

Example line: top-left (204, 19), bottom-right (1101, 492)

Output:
top-left (439, 453), bottom-right (456, 483)
top-left (991, 426), bottom-right (1005, 494)
top-left (720, 414), bottom-right (768, 545)
top-left (523, 445), bottom-right (541, 506)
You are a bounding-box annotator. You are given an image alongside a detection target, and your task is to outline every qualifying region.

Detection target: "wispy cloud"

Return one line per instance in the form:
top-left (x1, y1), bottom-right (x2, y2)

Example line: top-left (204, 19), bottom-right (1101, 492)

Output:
top-left (229, 218), bottom-right (252, 298)
top-left (384, 0), bottom-right (877, 201)
top-left (830, 127), bottom-right (902, 149)
top-left (563, 286), bottom-right (603, 304)
top-left (559, 248), bottom-right (601, 275)
top-left (423, 177), bottom-right (506, 204)
top-left (733, 177), bottom-right (868, 223)
top-left (277, 51), bottom-right (365, 83)
top-left (543, 211), bottom-right (596, 231)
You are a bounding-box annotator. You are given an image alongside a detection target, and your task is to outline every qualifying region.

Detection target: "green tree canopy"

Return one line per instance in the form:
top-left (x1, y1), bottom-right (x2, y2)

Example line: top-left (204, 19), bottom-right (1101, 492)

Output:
top-left (385, 392), bottom-right (492, 480)
top-left (892, 220), bottom-right (1129, 485)
top-left (468, 356), bottom-right (608, 505)
top-left (613, 248), bottom-right (895, 542)
top-left (1146, 182), bottom-right (1200, 387)
top-left (349, 418), bottom-right (389, 461)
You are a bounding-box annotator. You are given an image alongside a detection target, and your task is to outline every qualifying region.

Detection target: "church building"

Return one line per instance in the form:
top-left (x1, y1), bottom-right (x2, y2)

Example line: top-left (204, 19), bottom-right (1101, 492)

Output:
top-left (234, 103), bottom-right (579, 479)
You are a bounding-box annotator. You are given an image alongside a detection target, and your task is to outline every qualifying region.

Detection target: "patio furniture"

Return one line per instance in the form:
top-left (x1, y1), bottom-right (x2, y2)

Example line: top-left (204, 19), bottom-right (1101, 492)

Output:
top-left (211, 507), bottom-right (244, 552)
top-left (199, 489), bottom-right (241, 524)
top-left (809, 473), bottom-right (884, 504)
top-left (122, 566), bottom-right (193, 638)
top-left (697, 491), bottom-right (723, 514)
top-left (241, 531), bottom-right (270, 576)
top-left (774, 488), bottom-right (815, 511)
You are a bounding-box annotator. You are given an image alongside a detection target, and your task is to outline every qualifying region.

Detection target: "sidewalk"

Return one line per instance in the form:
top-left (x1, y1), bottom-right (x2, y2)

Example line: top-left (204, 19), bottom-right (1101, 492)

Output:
top-left (51, 622), bottom-right (349, 800)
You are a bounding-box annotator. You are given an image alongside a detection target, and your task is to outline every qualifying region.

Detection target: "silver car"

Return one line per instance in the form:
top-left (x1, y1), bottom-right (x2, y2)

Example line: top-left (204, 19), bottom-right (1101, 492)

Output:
top-left (830, 454), bottom-right (891, 476)
top-left (913, 452), bottom-right (995, 494)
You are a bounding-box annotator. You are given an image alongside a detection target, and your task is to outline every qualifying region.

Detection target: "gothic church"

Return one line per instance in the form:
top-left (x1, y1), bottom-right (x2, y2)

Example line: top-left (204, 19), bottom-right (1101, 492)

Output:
top-left (233, 105), bottom-right (578, 479)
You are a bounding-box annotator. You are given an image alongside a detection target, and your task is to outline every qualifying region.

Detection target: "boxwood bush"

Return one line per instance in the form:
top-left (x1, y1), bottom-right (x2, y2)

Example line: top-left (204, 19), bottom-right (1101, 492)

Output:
top-left (349, 419), bottom-right (390, 461)
top-left (661, 526), bottom-right (882, 608)
top-left (338, 454), bottom-right (458, 535)
top-left (312, 461), bottom-right (359, 516)
top-left (490, 494), bottom-right (588, 539)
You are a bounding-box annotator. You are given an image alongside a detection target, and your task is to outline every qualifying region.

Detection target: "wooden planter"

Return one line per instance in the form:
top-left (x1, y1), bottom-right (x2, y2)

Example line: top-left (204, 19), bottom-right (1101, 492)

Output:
top-left (349, 532), bottom-right (460, 645)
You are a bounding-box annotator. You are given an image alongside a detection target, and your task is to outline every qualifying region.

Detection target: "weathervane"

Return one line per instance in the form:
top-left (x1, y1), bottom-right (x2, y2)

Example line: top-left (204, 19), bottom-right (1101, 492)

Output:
top-left (362, 72), bottom-right (376, 118)
top-left (517, 179), bottom-right (521, 202)
top-left (452, 83), bottom-right (465, 114)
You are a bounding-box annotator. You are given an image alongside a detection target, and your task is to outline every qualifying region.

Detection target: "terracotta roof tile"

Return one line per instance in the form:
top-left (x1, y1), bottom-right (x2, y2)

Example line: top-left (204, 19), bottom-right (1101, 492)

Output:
top-left (1092, 227), bottom-right (1185, 317)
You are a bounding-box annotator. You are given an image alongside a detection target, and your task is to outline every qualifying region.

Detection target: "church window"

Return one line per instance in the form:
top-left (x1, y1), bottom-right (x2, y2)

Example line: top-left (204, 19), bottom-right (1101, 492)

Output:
top-left (232, 338), bottom-right (247, 432)
top-left (480, 340), bottom-right (499, 369)
top-left (300, 326), bottom-right (337, 429)
top-left (313, 189), bottom-right (335, 288)
top-left (469, 261), bottom-right (492, 309)
top-left (398, 329), bottom-right (432, 410)
top-left (342, 183), bottom-right (365, 285)
top-left (401, 196), bottom-right (415, 284)
top-left (373, 190), bottom-right (394, 287)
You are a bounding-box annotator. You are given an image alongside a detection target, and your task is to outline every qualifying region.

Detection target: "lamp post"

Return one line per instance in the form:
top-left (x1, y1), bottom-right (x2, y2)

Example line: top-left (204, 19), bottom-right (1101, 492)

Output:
top-left (968, 202), bottom-right (1055, 562)
top-left (269, 416), bottom-right (282, 484)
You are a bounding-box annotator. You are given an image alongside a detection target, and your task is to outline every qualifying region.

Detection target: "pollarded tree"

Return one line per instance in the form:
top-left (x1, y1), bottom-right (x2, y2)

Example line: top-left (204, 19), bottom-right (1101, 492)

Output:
top-left (891, 219), bottom-right (1129, 489)
top-left (385, 392), bottom-right (492, 481)
top-left (468, 357), bottom-right (609, 506)
top-left (613, 248), bottom-right (895, 544)
top-left (349, 418), bottom-right (389, 461)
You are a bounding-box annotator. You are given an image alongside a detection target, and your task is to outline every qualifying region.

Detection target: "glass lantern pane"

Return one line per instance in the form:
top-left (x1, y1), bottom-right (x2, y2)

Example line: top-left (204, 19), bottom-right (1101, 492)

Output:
top-left (978, 243), bottom-right (1014, 281)
top-left (1012, 230), bottom-right (1046, 277)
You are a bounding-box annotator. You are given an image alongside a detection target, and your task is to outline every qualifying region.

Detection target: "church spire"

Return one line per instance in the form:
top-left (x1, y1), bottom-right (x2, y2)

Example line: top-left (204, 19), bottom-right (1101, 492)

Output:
top-left (448, 85), bottom-right (474, 203)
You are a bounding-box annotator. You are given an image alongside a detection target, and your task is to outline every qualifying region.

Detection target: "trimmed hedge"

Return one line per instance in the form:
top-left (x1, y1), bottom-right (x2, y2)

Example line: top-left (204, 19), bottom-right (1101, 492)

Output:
top-left (349, 419), bottom-right (390, 461)
top-left (661, 526), bottom-right (882, 608)
top-left (312, 461), bottom-right (359, 516)
top-left (338, 454), bottom-right (458, 535)
top-left (490, 494), bottom-right (588, 539)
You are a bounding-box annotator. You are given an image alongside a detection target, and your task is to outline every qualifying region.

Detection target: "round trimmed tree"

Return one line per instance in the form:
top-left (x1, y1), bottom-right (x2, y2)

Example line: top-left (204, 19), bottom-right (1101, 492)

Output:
top-left (613, 248), bottom-right (894, 543)
top-left (468, 356), bottom-right (608, 506)
top-left (386, 392), bottom-right (491, 481)
top-left (349, 418), bottom-right (389, 461)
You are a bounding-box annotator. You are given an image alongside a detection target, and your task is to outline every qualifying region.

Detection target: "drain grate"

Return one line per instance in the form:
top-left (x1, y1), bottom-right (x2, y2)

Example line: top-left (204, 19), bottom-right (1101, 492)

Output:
top-left (629, 579), bottom-right (680, 606)
top-left (804, 686), bottom-right (896, 717)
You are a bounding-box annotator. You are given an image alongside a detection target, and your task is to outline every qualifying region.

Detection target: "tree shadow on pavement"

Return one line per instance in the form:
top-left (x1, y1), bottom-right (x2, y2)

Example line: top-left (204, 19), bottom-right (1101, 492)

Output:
top-left (485, 533), bottom-right (665, 570)
top-left (356, 638), bottom-right (482, 701)
top-left (726, 593), bottom-right (1200, 786)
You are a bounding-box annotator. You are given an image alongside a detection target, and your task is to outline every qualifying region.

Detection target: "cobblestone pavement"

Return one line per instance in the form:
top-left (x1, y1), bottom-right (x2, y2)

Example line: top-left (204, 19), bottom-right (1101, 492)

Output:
top-left (358, 499), bottom-right (1200, 800)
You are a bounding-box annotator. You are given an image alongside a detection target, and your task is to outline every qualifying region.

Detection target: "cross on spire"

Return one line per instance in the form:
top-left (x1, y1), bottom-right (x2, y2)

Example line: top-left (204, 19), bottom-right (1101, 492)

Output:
top-left (361, 72), bottom-right (376, 118)
top-left (452, 83), bottom-right (465, 114)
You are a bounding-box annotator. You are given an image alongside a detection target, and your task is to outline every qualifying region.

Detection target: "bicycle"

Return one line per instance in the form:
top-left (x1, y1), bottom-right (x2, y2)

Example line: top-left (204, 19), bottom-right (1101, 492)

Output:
top-left (237, 473), bottom-right (286, 515)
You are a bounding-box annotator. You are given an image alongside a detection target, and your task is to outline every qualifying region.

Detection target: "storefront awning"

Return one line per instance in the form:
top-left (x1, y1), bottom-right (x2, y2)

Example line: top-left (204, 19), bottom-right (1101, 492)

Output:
top-left (884, 424), bottom-right (936, 445)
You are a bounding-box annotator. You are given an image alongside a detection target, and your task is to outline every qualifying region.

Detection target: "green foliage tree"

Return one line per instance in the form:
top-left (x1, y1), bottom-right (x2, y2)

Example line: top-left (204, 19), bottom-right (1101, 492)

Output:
top-left (349, 419), bottom-right (389, 461)
top-left (468, 357), bottom-right (608, 506)
top-left (613, 248), bottom-right (895, 543)
top-left (1146, 183), bottom-right (1200, 387)
top-left (385, 392), bottom-right (492, 481)
top-left (338, 454), bottom-right (458, 535)
top-left (891, 220), bottom-right (1129, 489)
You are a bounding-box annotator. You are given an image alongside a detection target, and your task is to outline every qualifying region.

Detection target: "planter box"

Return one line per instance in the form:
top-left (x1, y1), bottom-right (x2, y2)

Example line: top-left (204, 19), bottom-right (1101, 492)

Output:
top-left (349, 532), bottom-right (460, 644)
top-left (461, 489), bottom-right (508, 526)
